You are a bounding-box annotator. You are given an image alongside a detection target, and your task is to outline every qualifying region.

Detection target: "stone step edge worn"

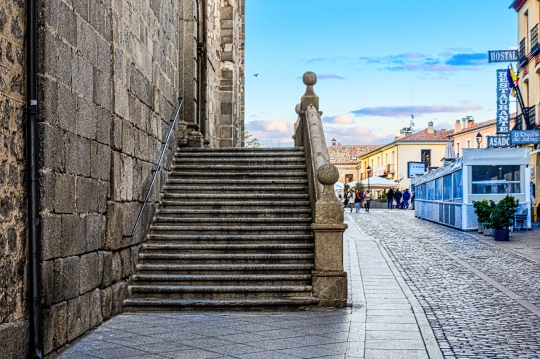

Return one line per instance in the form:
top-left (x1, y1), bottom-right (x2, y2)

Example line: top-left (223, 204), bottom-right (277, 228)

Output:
top-left (142, 243), bottom-right (314, 250)
top-left (175, 147), bottom-right (303, 152)
top-left (138, 253), bottom-right (315, 260)
top-left (129, 285), bottom-right (313, 293)
top-left (132, 274), bottom-right (313, 281)
top-left (123, 297), bottom-right (319, 307)
top-left (136, 263), bottom-right (314, 270)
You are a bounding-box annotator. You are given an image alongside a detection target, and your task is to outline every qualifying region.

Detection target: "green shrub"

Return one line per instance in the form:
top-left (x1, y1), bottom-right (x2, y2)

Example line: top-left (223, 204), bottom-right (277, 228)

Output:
top-left (473, 200), bottom-right (491, 224)
top-left (489, 195), bottom-right (519, 230)
top-left (379, 195), bottom-right (388, 203)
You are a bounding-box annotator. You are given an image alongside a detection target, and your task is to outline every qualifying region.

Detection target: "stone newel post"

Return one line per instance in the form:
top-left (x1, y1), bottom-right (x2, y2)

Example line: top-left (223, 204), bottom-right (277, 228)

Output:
top-left (311, 164), bottom-right (348, 307)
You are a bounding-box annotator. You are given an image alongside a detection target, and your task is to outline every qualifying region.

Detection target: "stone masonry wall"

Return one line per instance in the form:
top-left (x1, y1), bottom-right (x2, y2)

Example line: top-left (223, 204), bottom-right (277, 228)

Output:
top-left (38, 0), bottom-right (180, 356)
top-left (0, 1), bottom-right (29, 358)
top-left (211, 0), bottom-right (244, 148)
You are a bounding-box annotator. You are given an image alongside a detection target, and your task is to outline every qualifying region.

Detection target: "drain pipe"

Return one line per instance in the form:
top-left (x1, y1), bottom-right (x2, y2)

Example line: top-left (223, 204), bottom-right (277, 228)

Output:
top-left (27, 0), bottom-right (43, 357)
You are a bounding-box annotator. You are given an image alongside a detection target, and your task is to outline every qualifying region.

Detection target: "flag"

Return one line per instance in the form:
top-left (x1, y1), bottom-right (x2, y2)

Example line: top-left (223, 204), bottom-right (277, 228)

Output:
top-left (507, 65), bottom-right (519, 97)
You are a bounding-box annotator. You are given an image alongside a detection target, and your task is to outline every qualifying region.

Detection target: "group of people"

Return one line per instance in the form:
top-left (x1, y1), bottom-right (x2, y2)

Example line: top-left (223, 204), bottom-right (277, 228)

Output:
top-left (342, 189), bottom-right (372, 213)
top-left (386, 188), bottom-right (413, 210)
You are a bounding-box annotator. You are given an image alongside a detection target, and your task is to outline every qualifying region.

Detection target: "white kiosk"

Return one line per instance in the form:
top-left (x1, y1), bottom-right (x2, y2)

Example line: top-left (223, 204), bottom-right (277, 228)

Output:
top-left (415, 148), bottom-right (531, 230)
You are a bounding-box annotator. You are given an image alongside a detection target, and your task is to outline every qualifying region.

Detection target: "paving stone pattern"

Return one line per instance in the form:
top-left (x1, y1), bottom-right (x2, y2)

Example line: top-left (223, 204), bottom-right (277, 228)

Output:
top-left (57, 213), bottom-right (436, 359)
top-left (352, 210), bottom-right (540, 359)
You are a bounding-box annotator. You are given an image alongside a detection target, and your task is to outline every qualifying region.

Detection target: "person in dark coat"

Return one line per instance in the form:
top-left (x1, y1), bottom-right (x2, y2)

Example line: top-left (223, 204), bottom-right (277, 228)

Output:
top-left (402, 189), bottom-right (411, 209)
top-left (387, 188), bottom-right (394, 209)
top-left (354, 190), bottom-right (362, 213)
top-left (394, 189), bottom-right (403, 209)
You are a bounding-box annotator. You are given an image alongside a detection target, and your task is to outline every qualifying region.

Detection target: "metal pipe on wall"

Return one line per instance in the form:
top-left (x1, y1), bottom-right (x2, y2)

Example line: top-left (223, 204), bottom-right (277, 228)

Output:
top-left (27, 0), bottom-right (43, 357)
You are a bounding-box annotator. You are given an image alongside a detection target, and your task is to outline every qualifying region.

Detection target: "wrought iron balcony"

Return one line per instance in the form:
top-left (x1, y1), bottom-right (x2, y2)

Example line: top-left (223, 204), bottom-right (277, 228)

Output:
top-left (519, 37), bottom-right (528, 68)
top-left (532, 24), bottom-right (540, 56)
top-left (512, 114), bottom-right (523, 131)
top-left (527, 105), bottom-right (536, 130)
top-left (387, 164), bottom-right (395, 174)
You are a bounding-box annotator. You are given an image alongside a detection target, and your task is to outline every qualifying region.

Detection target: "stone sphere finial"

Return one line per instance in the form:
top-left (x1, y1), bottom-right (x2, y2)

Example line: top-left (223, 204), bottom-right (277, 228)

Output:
top-left (295, 103), bottom-right (301, 114)
top-left (317, 164), bottom-right (339, 185)
top-left (303, 72), bottom-right (317, 86)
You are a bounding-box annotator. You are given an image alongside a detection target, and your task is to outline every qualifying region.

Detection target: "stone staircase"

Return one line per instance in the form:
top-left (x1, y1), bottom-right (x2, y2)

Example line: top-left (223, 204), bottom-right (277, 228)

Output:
top-left (123, 147), bottom-right (319, 310)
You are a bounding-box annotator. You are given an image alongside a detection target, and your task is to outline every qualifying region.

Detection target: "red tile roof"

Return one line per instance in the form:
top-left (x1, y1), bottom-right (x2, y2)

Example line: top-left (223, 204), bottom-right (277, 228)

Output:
top-left (328, 144), bottom-right (384, 165)
top-left (396, 128), bottom-right (454, 142)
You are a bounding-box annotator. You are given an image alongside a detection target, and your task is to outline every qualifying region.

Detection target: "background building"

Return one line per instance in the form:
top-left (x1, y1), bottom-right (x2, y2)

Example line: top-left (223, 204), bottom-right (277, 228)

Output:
top-left (328, 141), bottom-right (383, 184)
top-left (359, 122), bottom-right (453, 190)
top-left (510, 0), bottom-right (540, 209)
top-left (0, 1), bottom-right (245, 357)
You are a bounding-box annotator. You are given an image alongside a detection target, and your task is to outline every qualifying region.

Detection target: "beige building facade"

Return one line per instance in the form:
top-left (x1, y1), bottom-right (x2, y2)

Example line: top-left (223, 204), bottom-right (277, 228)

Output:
top-left (328, 142), bottom-right (383, 184)
top-left (359, 123), bottom-right (453, 190)
top-left (510, 0), bottom-right (540, 208)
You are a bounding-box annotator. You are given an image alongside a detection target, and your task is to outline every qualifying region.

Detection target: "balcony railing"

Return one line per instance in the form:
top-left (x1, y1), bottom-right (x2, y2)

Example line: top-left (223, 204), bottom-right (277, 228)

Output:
top-left (532, 24), bottom-right (540, 56)
top-left (387, 164), bottom-right (395, 174)
top-left (519, 37), bottom-right (528, 67)
top-left (527, 105), bottom-right (536, 130)
top-left (512, 114), bottom-right (523, 131)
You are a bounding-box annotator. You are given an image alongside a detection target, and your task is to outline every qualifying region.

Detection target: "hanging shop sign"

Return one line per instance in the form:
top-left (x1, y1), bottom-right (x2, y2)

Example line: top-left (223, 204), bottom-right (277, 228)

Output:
top-left (487, 135), bottom-right (511, 148)
top-left (408, 162), bottom-right (425, 179)
top-left (488, 50), bottom-right (518, 63)
top-left (496, 69), bottom-right (511, 134)
top-left (510, 130), bottom-right (540, 145)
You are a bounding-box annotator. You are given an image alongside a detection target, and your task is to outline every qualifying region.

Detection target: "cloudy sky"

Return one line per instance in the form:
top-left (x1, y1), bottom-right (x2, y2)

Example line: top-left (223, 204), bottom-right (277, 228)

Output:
top-left (244, 0), bottom-right (518, 147)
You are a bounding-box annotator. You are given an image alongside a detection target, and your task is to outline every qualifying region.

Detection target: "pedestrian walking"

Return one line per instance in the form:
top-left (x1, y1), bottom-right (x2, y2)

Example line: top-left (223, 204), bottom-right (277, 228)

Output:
top-left (343, 192), bottom-right (349, 210)
top-left (347, 190), bottom-right (355, 213)
top-left (363, 190), bottom-right (371, 212)
top-left (387, 188), bottom-right (394, 209)
top-left (354, 190), bottom-right (362, 213)
top-left (394, 188), bottom-right (402, 210)
top-left (402, 188), bottom-right (411, 209)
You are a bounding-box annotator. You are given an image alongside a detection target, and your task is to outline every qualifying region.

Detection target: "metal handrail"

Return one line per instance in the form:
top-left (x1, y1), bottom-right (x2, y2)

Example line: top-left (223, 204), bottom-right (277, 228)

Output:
top-left (126, 98), bottom-right (184, 237)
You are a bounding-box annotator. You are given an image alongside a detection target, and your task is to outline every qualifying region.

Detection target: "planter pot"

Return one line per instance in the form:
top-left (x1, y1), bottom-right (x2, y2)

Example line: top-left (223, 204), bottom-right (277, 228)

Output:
top-left (478, 223), bottom-right (484, 234)
top-left (494, 229), bottom-right (510, 241)
top-left (483, 227), bottom-right (493, 236)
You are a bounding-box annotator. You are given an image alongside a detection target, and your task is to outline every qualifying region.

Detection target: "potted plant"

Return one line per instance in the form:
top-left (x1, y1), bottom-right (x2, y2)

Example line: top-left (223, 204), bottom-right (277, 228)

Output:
top-left (489, 196), bottom-right (519, 241)
top-left (473, 200), bottom-right (490, 233)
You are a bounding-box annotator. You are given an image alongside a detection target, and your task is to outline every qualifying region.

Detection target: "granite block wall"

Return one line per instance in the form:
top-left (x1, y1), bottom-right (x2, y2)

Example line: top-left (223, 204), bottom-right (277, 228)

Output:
top-left (0, 1), bottom-right (29, 358)
top-left (0, 0), bottom-right (244, 356)
top-left (38, 0), bottom-right (181, 356)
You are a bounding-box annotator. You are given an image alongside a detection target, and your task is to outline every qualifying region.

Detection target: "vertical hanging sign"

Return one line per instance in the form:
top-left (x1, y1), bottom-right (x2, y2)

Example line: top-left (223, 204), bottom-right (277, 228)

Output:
top-left (496, 69), bottom-right (510, 134)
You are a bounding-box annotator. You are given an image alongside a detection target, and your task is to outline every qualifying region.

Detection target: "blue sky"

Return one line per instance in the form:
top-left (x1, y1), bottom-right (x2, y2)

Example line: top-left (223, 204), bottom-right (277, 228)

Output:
top-left (244, 0), bottom-right (518, 147)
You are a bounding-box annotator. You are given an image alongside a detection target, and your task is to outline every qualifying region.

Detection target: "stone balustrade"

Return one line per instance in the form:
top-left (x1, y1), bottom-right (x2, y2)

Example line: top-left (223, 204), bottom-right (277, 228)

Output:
top-left (293, 72), bottom-right (348, 307)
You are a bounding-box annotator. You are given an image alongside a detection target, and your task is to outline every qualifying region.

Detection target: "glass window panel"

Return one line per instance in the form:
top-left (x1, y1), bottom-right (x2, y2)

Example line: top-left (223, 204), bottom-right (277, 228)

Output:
top-left (443, 175), bottom-right (453, 201)
top-left (471, 165), bottom-right (520, 194)
top-left (453, 170), bottom-right (463, 199)
top-left (435, 177), bottom-right (443, 200)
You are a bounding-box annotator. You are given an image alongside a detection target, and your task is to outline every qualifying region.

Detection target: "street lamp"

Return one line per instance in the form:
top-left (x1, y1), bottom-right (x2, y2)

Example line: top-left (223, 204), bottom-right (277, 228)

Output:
top-left (476, 132), bottom-right (483, 148)
top-left (366, 165), bottom-right (372, 192)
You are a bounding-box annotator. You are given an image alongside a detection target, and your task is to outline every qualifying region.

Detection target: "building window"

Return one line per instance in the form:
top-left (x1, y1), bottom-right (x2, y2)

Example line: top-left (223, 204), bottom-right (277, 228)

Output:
top-left (392, 151), bottom-right (395, 164)
top-left (421, 150), bottom-right (431, 168)
top-left (456, 142), bottom-right (460, 157)
top-left (377, 157), bottom-right (380, 167)
top-left (471, 165), bottom-right (521, 194)
top-left (466, 139), bottom-right (471, 148)
top-left (385, 153), bottom-right (388, 165)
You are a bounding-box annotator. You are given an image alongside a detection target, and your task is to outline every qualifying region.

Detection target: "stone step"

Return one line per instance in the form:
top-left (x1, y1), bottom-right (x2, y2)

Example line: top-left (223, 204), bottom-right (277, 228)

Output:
top-left (163, 185), bottom-right (308, 192)
top-left (142, 243), bottom-right (313, 251)
top-left (138, 253), bottom-right (314, 262)
top-left (175, 147), bottom-right (303, 153)
top-left (123, 297), bottom-right (319, 311)
top-left (156, 208), bottom-right (312, 219)
top-left (171, 164), bottom-right (306, 172)
top-left (166, 178), bottom-right (308, 185)
top-left (161, 193), bottom-right (309, 200)
top-left (149, 225), bottom-right (312, 235)
top-left (173, 157), bottom-right (305, 163)
top-left (132, 274), bottom-right (312, 282)
top-left (129, 285), bottom-right (312, 294)
top-left (127, 285), bottom-right (313, 300)
top-left (152, 217), bottom-right (312, 224)
top-left (159, 200), bottom-right (311, 208)
top-left (174, 151), bottom-right (304, 158)
top-left (136, 263), bottom-right (314, 272)
top-left (131, 275), bottom-right (311, 287)
top-left (167, 171), bottom-right (308, 179)
top-left (146, 233), bottom-right (313, 242)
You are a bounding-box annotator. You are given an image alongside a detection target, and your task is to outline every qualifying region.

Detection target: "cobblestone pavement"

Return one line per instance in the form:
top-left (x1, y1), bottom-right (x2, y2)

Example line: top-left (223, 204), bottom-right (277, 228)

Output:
top-left (349, 209), bottom-right (540, 359)
top-left (57, 213), bottom-right (439, 359)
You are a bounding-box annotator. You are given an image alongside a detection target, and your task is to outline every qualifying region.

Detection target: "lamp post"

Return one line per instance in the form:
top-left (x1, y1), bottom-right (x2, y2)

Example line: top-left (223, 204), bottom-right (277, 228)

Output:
top-left (366, 165), bottom-right (371, 192)
top-left (476, 132), bottom-right (483, 148)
